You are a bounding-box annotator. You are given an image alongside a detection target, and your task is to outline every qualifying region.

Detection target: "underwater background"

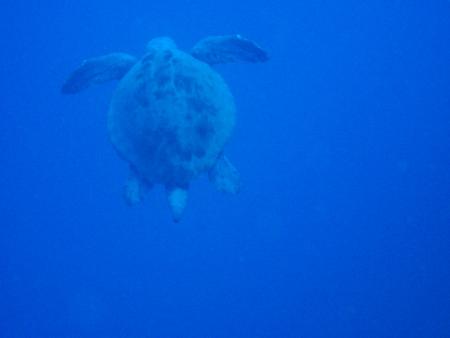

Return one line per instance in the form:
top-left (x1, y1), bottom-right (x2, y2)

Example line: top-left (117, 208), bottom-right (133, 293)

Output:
top-left (1, 0), bottom-right (450, 337)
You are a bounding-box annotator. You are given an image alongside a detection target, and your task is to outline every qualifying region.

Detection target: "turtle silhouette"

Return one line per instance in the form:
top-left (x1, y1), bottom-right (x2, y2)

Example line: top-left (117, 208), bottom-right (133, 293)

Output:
top-left (62, 35), bottom-right (268, 221)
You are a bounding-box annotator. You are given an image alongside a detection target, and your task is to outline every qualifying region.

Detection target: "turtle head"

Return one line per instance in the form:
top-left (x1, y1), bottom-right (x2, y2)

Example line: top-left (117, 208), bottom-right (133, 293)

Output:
top-left (146, 37), bottom-right (177, 52)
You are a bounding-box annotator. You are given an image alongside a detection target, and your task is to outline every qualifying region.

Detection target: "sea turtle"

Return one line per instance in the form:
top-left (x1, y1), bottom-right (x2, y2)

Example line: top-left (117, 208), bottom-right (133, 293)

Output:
top-left (62, 35), bottom-right (268, 221)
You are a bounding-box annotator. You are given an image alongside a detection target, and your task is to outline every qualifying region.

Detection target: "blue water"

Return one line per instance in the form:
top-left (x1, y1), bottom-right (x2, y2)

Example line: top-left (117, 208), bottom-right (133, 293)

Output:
top-left (1, 1), bottom-right (450, 337)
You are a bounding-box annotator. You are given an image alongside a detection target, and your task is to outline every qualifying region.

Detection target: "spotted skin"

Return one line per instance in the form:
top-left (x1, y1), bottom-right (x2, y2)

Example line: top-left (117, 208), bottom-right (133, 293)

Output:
top-left (108, 40), bottom-right (235, 189)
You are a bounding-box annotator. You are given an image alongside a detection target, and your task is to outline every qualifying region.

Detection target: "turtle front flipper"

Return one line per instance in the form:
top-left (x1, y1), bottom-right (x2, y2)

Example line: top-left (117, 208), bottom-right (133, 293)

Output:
top-left (209, 155), bottom-right (240, 194)
top-left (166, 187), bottom-right (188, 222)
top-left (61, 53), bottom-right (137, 94)
top-left (191, 35), bottom-right (268, 65)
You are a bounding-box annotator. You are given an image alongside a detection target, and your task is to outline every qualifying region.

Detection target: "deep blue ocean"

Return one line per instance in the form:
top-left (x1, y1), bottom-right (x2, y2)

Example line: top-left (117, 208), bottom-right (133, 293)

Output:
top-left (1, 1), bottom-right (449, 337)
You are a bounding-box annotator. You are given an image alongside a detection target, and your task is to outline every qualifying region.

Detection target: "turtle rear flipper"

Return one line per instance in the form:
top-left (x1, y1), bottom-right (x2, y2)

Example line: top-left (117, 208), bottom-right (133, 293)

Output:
top-left (124, 169), bottom-right (152, 206)
top-left (191, 35), bottom-right (268, 65)
top-left (61, 53), bottom-right (137, 94)
top-left (167, 187), bottom-right (188, 222)
top-left (209, 155), bottom-right (240, 194)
